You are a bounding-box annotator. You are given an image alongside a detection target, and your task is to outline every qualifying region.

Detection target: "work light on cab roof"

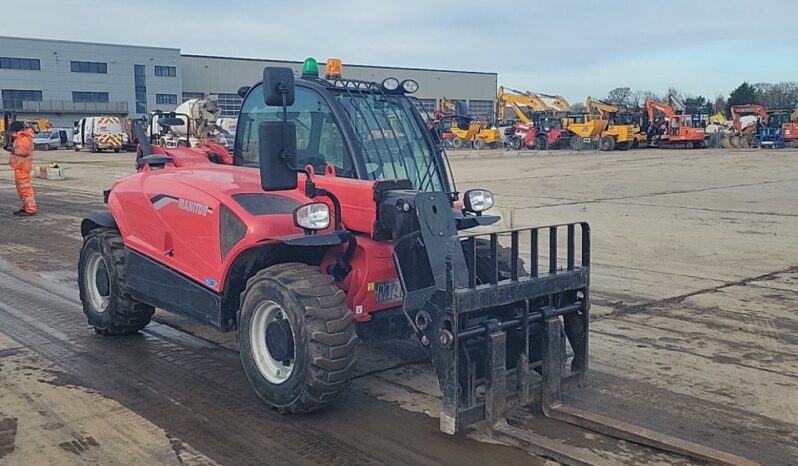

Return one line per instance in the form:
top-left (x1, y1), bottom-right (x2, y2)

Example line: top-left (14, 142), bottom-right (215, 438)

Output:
top-left (325, 58), bottom-right (343, 79)
top-left (301, 57), bottom-right (319, 77)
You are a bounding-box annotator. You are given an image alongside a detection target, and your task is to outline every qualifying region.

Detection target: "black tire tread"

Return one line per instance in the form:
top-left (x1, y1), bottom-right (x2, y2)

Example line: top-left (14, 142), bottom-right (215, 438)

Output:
top-left (81, 228), bottom-right (154, 335)
top-left (243, 263), bottom-right (356, 412)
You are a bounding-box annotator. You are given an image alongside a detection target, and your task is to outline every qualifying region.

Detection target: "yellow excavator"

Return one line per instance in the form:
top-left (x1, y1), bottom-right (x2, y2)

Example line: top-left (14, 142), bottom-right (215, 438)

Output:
top-left (540, 93), bottom-right (572, 113)
top-left (496, 86), bottom-right (552, 124)
top-left (498, 88), bottom-right (607, 150)
top-left (585, 97), bottom-right (641, 150)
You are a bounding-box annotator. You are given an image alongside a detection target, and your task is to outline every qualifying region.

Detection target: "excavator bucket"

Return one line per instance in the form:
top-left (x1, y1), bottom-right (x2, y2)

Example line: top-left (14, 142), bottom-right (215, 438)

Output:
top-left (392, 192), bottom-right (590, 434)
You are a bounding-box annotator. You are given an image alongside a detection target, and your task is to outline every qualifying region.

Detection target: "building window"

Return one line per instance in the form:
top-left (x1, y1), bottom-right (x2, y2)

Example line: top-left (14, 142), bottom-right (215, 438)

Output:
top-left (134, 65), bottom-right (147, 113)
top-left (182, 92), bottom-right (204, 102)
top-left (2, 89), bottom-right (43, 109)
top-left (72, 91), bottom-right (109, 103)
top-left (71, 61), bottom-right (108, 73)
top-left (216, 93), bottom-right (243, 117)
top-left (155, 65), bottom-right (176, 77)
top-left (156, 94), bottom-right (178, 105)
top-left (413, 98), bottom-right (436, 113)
top-left (468, 100), bottom-right (494, 118)
top-left (0, 57), bottom-right (40, 71)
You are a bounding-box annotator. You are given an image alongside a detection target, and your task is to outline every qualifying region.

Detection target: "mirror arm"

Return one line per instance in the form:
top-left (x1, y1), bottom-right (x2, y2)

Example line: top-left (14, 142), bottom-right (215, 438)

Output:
top-left (280, 89), bottom-right (291, 161)
top-left (304, 180), bottom-right (343, 231)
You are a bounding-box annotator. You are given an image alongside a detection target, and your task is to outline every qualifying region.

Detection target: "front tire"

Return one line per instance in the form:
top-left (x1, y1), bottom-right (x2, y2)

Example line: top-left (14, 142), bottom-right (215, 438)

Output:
top-left (600, 136), bottom-right (616, 151)
top-left (78, 228), bottom-right (154, 335)
top-left (535, 135), bottom-right (548, 150)
top-left (239, 263), bottom-right (357, 413)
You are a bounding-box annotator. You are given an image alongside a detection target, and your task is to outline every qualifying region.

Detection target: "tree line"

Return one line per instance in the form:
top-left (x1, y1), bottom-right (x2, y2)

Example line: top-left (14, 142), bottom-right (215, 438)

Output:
top-left (593, 82), bottom-right (798, 116)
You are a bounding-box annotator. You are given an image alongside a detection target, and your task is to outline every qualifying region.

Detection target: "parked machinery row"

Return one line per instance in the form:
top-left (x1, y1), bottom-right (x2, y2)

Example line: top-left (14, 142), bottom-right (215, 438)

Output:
top-left (440, 86), bottom-right (798, 151)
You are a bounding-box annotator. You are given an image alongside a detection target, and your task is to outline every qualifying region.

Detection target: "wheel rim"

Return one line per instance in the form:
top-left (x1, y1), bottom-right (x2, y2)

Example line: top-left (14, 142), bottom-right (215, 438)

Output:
top-left (84, 252), bottom-right (110, 312)
top-left (250, 300), bottom-right (296, 384)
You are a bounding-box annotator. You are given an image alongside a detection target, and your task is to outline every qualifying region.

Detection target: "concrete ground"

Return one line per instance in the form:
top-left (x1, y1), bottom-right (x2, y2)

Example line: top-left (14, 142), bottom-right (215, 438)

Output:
top-left (0, 146), bottom-right (796, 465)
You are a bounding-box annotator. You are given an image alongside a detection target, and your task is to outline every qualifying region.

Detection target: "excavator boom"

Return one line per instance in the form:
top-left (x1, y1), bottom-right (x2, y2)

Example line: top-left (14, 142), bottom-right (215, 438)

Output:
top-left (497, 87), bottom-right (553, 124)
top-left (536, 92), bottom-right (572, 112)
top-left (645, 99), bottom-right (676, 121)
top-left (730, 104), bottom-right (768, 130)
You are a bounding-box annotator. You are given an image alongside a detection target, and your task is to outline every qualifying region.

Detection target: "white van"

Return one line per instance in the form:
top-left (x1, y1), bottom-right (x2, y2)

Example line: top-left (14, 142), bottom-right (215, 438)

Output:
top-left (33, 128), bottom-right (75, 150)
top-left (74, 116), bottom-right (124, 153)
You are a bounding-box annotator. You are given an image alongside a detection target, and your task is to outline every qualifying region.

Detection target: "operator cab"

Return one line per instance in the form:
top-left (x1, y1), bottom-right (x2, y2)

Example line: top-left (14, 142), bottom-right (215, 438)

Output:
top-left (234, 57), bottom-right (452, 194)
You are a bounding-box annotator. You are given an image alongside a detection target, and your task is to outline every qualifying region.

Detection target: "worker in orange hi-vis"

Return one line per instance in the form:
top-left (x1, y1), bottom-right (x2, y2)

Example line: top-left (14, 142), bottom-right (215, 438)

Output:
top-left (4, 121), bottom-right (38, 216)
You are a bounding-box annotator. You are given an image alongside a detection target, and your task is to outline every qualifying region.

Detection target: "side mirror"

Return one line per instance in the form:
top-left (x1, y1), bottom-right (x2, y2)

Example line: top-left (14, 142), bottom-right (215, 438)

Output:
top-left (259, 120), bottom-right (297, 191)
top-left (262, 67), bottom-right (295, 107)
top-left (237, 86), bottom-right (251, 98)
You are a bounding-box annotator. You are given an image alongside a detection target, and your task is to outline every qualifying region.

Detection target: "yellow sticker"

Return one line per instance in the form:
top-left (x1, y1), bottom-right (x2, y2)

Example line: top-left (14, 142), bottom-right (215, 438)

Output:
top-left (367, 282), bottom-right (375, 292)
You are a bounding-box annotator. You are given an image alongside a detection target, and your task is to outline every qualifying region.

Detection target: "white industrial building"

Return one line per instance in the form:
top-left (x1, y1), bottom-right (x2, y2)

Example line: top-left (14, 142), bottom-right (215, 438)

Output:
top-left (0, 36), bottom-right (498, 127)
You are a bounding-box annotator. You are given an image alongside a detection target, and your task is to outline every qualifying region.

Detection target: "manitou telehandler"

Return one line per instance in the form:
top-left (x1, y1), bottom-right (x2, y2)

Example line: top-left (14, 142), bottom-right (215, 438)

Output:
top-left (78, 58), bottom-right (753, 465)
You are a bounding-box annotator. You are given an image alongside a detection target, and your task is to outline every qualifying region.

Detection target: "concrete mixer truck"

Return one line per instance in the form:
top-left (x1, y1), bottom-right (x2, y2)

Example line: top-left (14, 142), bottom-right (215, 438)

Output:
top-left (153, 95), bottom-right (227, 148)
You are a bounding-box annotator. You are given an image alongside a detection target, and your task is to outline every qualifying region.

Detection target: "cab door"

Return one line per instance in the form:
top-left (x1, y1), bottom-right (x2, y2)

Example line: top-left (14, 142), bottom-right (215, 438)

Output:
top-left (670, 118), bottom-right (680, 137)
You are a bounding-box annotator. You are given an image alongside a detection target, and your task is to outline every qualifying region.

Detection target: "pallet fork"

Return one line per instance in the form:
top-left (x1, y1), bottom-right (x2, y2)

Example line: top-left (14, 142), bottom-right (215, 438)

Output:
top-left (393, 192), bottom-right (758, 466)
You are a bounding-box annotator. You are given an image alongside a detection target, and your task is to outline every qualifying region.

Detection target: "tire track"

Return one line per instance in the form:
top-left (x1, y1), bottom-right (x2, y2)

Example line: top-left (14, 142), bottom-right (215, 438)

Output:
top-left (0, 262), bottom-right (536, 466)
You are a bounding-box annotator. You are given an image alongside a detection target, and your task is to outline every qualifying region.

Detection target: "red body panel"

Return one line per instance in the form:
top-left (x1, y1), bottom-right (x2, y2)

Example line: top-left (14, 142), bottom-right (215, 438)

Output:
top-left (783, 122), bottom-right (798, 140)
top-left (112, 148), bottom-right (403, 320)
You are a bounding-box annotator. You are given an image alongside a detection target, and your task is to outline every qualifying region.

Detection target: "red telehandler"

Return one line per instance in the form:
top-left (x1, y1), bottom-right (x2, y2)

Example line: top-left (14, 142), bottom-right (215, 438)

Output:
top-left (645, 99), bottom-right (707, 148)
top-left (77, 58), bottom-right (755, 465)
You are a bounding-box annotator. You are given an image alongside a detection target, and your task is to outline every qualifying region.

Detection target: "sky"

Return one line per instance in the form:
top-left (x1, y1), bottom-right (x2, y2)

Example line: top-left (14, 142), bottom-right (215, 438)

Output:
top-left (5, 0), bottom-right (798, 103)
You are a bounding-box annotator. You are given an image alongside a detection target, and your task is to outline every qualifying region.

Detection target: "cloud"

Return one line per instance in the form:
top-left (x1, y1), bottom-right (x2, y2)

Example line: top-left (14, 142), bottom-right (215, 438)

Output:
top-left (5, 0), bottom-right (798, 102)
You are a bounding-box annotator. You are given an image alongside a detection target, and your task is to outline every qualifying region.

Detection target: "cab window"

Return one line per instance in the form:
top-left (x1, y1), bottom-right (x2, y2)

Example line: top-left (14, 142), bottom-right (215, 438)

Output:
top-left (236, 84), bottom-right (354, 178)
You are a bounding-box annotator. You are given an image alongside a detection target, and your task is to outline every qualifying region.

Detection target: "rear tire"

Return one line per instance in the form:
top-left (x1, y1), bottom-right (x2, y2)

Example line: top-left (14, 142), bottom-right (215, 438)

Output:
top-left (114, 148), bottom-right (120, 153)
top-left (78, 228), bottom-right (154, 335)
top-left (535, 135), bottom-right (548, 150)
top-left (473, 138), bottom-right (486, 150)
top-left (238, 263), bottom-right (357, 413)
top-left (600, 136), bottom-right (616, 151)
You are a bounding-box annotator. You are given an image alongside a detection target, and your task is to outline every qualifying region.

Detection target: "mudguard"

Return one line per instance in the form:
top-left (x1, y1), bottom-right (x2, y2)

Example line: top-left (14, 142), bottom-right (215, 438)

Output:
top-left (81, 210), bottom-right (118, 237)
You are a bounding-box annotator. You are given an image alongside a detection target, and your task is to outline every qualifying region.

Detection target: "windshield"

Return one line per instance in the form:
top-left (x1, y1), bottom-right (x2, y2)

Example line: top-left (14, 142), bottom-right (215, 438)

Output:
top-left (333, 90), bottom-right (445, 192)
top-left (35, 131), bottom-right (52, 139)
top-left (237, 82), bottom-right (447, 193)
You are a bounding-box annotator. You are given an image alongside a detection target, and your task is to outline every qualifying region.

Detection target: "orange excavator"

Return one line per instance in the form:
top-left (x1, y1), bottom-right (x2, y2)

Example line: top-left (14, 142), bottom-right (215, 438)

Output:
top-left (784, 105), bottom-right (798, 147)
top-left (722, 104), bottom-right (768, 148)
top-left (728, 104), bottom-right (798, 148)
top-left (645, 99), bottom-right (706, 149)
top-left (730, 104), bottom-right (768, 131)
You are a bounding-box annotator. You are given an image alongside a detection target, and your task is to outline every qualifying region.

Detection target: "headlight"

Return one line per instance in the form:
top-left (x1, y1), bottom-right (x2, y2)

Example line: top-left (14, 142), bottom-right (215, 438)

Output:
top-left (381, 77), bottom-right (400, 92)
top-left (463, 189), bottom-right (494, 213)
top-left (294, 202), bottom-right (330, 230)
top-left (401, 79), bottom-right (419, 94)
